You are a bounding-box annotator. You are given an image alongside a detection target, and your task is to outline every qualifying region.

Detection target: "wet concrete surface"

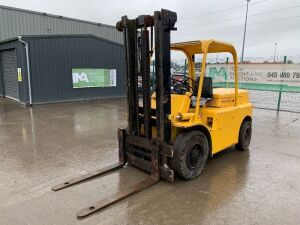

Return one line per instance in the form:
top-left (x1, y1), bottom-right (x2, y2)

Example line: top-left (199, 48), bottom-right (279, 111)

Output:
top-left (0, 98), bottom-right (299, 225)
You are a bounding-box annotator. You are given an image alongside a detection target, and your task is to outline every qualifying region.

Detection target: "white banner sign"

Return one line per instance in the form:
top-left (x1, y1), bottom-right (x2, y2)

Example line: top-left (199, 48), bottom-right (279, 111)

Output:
top-left (206, 63), bottom-right (300, 91)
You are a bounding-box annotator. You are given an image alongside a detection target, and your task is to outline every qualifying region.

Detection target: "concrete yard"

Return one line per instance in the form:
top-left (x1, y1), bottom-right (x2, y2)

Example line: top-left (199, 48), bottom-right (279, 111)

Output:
top-left (0, 98), bottom-right (299, 225)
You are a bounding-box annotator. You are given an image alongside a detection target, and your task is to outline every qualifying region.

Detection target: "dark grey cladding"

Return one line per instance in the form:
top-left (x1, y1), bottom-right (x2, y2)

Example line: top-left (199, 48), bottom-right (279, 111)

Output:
top-left (0, 35), bottom-right (125, 105)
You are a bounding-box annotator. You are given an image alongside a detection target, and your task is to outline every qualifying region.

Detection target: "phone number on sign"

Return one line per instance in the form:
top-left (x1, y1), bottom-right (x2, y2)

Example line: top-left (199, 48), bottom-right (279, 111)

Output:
top-left (267, 72), bottom-right (300, 79)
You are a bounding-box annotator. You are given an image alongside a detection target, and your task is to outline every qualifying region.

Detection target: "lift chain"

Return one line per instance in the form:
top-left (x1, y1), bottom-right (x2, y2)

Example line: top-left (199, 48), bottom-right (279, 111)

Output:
top-left (150, 25), bottom-right (154, 57)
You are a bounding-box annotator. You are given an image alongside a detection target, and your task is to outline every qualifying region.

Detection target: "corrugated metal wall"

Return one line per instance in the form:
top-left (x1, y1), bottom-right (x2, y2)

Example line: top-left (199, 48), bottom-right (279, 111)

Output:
top-left (23, 35), bottom-right (125, 104)
top-left (0, 40), bottom-right (28, 103)
top-left (0, 49), bottom-right (19, 100)
top-left (0, 5), bottom-right (123, 44)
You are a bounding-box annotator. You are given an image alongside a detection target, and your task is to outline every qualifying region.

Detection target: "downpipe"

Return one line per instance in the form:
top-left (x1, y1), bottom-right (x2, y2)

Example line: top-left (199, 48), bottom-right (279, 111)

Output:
top-left (18, 36), bottom-right (33, 106)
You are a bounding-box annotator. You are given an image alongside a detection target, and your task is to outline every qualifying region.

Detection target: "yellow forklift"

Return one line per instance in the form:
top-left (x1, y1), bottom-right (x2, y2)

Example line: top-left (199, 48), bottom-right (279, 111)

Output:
top-left (52, 9), bottom-right (252, 218)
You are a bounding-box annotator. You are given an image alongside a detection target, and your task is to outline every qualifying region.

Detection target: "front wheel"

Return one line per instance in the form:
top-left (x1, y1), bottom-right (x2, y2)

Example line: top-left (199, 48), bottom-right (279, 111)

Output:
top-left (236, 120), bottom-right (252, 151)
top-left (170, 130), bottom-right (209, 180)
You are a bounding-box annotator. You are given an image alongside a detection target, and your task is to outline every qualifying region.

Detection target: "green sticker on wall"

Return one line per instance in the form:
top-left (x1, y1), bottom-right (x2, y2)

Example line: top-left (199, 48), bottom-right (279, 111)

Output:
top-left (72, 68), bottom-right (116, 88)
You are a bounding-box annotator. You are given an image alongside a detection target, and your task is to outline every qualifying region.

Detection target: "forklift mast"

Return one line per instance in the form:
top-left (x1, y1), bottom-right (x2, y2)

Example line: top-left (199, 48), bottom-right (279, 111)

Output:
top-left (52, 9), bottom-right (177, 218)
top-left (116, 9), bottom-right (177, 180)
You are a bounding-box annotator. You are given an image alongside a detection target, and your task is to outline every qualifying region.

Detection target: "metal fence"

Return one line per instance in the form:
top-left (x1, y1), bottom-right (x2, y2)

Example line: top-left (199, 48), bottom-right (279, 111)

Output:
top-left (249, 90), bottom-right (300, 113)
top-left (174, 56), bottom-right (300, 113)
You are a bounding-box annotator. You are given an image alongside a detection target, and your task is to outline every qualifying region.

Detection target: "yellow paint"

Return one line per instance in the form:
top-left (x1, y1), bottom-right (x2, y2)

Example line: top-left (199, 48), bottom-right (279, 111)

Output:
top-left (151, 92), bottom-right (191, 118)
top-left (168, 40), bottom-right (252, 155)
top-left (147, 39), bottom-right (252, 156)
top-left (207, 88), bottom-right (248, 107)
top-left (167, 90), bottom-right (252, 154)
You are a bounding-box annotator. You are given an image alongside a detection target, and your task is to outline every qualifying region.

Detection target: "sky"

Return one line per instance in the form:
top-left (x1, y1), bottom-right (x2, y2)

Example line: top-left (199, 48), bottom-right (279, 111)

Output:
top-left (0, 0), bottom-right (299, 61)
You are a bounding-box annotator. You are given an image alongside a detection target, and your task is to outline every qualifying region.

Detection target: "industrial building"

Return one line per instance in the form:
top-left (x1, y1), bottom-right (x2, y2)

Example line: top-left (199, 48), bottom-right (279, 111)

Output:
top-left (0, 5), bottom-right (122, 44)
top-left (0, 5), bottom-right (124, 105)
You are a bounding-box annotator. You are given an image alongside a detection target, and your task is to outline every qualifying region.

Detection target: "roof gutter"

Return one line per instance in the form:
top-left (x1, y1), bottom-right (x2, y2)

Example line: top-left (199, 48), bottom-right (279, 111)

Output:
top-left (18, 36), bottom-right (32, 105)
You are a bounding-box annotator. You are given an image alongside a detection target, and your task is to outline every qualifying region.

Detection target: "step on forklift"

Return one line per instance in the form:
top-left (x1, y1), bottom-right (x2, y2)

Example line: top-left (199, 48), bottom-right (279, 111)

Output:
top-left (52, 9), bottom-right (252, 218)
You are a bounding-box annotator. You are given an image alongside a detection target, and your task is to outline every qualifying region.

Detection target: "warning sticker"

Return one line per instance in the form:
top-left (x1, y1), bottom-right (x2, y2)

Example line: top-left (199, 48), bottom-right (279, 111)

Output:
top-left (17, 68), bottom-right (22, 82)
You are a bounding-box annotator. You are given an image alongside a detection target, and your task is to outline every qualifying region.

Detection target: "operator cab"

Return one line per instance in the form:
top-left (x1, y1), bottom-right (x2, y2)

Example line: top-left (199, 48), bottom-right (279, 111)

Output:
top-left (152, 40), bottom-right (249, 124)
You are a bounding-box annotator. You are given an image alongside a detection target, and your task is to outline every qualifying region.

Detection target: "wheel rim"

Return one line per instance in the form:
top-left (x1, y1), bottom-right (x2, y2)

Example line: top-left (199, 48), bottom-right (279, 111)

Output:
top-left (243, 126), bottom-right (251, 147)
top-left (187, 144), bottom-right (203, 169)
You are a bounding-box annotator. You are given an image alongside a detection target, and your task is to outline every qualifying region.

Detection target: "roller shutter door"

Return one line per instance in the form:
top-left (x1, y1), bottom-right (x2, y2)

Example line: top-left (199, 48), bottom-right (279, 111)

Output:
top-left (0, 50), bottom-right (19, 101)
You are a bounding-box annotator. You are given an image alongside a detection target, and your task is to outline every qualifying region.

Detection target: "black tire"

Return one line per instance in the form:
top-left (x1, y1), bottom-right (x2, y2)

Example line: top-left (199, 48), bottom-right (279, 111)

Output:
top-left (170, 130), bottom-right (209, 180)
top-left (236, 120), bottom-right (252, 151)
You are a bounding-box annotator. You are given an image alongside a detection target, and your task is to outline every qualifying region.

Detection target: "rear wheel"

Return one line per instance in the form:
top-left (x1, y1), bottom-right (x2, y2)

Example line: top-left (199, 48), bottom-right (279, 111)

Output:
top-left (236, 120), bottom-right (252, 151)
top-left (170, 130), bottom-right (209, 180)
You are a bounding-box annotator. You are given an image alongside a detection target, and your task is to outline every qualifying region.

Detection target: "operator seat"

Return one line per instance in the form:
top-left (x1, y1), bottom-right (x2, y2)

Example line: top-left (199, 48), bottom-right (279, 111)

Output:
top-left (192, 76), bottom-right (213, 107)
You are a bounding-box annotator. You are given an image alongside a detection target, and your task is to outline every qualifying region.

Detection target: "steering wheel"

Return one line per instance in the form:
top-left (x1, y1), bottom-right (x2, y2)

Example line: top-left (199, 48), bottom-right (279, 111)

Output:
top-left (171, 75), bottom-right (194, 94)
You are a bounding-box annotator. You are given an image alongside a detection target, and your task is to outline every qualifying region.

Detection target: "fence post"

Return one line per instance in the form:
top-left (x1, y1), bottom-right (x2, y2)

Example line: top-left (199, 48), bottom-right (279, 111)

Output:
top-left (183, 59), bottom-right (187, 78)
top-left (225, 57), bottom-right (229, 87)
top-left (276, 56), bottom-right (287, 111)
